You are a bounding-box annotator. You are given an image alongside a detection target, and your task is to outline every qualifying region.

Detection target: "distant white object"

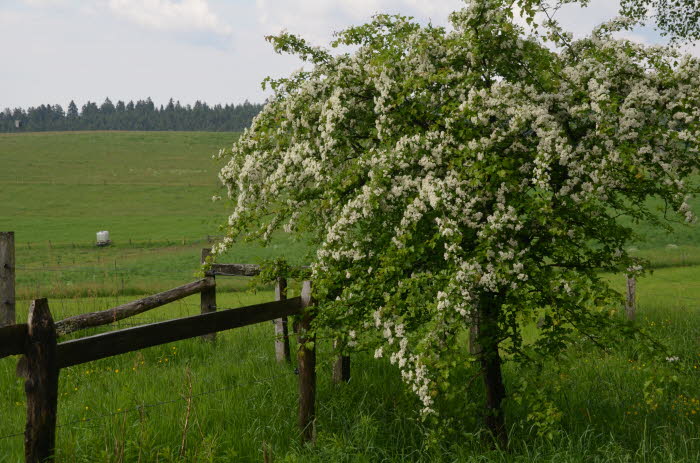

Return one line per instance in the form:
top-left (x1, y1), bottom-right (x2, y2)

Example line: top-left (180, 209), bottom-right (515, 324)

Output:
top-left (96, 230), bottom-right (111, 247)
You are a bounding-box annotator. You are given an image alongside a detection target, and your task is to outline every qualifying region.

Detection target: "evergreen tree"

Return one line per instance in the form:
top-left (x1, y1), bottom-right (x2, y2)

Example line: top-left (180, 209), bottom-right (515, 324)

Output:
top-left (0, 98), bottom-right (263, 132)
top-left (67, 101), bottom-right (79, 119)
top-left (100, 98), bottom-right (115, 114)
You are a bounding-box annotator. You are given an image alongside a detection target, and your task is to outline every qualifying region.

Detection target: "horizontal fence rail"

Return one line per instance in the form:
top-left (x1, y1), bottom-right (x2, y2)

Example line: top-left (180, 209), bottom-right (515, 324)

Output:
top-left (54, 278), bottom-right (215, 336)
top-left (210, 263), bottom-right (261, 276)
top-left (58, 296), bottom-right (302, 368)
top-left (6, 291), bottom-right (311, 462)
top-left (0, 239), bottom-right (324, 462)
top-left (210, 263), bottom-right (310, 277)
top-left (0, 323), bottom-right (27, 359)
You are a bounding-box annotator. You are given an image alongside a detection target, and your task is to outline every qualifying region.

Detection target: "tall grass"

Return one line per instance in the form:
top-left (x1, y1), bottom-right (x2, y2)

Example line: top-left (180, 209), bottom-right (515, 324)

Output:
top-left (1, 267), bottom-right (699, 462)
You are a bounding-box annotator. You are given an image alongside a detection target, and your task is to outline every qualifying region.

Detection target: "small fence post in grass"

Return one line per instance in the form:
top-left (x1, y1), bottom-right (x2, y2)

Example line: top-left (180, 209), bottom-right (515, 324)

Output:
top-left (469, 307), bottom-right (481, 355)
top-left (298, 280), bottom-right (316, 443)
top-left (0, 232), bottom-right (15, 327)
top-left (17, 298), bottom-right (59, 463)
top-left (332, 348), bottom-right (350, 384)
top-left (274, 277), bottom-right (291, 363)
top-left (626, 275), bottom-right (636, 321)
top-left (201, 249), bottom-right (217, 341)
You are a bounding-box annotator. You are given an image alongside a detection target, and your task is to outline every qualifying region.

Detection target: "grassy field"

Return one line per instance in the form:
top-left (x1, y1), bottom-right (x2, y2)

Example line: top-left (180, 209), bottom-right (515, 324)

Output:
top-left (0, 131), bottom-right (233, 243)
top-left (0, 272), bottom-right (698, 462)
top-left (0, 131), bottom-right (310, 301)
top-left (1, 132), bottom-right (699, 461)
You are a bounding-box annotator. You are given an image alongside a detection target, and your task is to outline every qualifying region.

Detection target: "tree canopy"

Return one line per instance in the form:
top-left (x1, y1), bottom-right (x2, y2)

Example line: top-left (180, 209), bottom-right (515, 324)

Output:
top-left (215, 0), bottom-right (700, 442)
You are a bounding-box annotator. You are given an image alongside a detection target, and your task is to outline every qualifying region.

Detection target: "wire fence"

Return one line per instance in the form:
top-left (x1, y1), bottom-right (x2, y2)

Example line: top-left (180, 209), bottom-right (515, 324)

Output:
top-left (16, 261), bottom-right (197, 274)
top-left (13, 238), bottom-right (216, 282)
top-left (18, 236), bottom-right (221, 249)
top-left (13, 260), bottom-right (257, 299)
top-left (0, 324), bottom-right (343, 446)
top-left (7, 287), bottom-right (287, 346)
top-left (12, 273), bottom-right (263, 314)
top-left (0, 369), bottom-right (291, 442)
top-left (20, 254), bottom-right (184, 268)
top-left (632, 275), bottom-right (700, 303)
top-left (0, 318), bottom-right (322, 441)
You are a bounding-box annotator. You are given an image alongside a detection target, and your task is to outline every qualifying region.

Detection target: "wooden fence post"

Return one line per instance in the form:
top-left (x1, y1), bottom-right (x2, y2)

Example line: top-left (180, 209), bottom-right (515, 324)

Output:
top-left (18, 299), bottom-right (59, 463)
top-left (332, 351), bottom-right (350, 384)
top-left (298, 280), bottom-right (316, 443)
top-left (274, 277), bottom-right (291, 362)
top-left (469, 308), bottom-right (481, 355)
top-left (626, 275), bottom-right (636, 321)
top-left (201, 249), bottom-right (217, 341)
top-left (0, 232), bottom-right (15, 327)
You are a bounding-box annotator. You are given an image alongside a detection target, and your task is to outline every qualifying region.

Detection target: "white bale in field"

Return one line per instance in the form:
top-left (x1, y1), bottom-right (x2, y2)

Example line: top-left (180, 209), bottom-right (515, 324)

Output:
top-left (96, 230), bottom-right (110, 245)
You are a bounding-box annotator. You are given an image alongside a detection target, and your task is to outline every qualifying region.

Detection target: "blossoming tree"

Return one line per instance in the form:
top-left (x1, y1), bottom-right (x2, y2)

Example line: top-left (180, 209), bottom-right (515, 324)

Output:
top-left (215, 0), bottom-right (700, 444)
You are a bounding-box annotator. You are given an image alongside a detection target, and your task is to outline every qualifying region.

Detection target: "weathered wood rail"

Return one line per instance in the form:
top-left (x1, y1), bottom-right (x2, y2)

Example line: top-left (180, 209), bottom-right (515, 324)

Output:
top-left (2, 290), bottom-right (313, 462)
top-left (0, 238), bottom-right (353, 461)
top-left (58, 297), bottom-right (302, 368)
top-left (0, 323), bottom-right (27, 358)
top-left (55, 278), bottom-right (215, 335)
top-left (210, 262), bottom-right (262, 276)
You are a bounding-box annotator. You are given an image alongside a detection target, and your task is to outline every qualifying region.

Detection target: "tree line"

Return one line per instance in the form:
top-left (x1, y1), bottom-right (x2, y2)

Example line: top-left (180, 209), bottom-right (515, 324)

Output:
top-left (0, 98), bottom-right (263, 132)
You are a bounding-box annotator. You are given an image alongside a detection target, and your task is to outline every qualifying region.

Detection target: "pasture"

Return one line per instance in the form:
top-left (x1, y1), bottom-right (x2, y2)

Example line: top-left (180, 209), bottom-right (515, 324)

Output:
top-left (0, 132), bottom-right (699, 461)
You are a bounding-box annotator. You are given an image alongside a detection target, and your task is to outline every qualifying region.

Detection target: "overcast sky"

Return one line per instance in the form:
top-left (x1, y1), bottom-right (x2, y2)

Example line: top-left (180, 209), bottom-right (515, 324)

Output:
top-left (1, 0), bottom-right (697, 110)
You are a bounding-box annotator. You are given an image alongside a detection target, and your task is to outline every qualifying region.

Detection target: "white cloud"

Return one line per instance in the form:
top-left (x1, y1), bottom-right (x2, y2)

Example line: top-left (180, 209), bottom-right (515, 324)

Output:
top-left (255, 0), bottom-right (463, 44)
top-left (252, 0), bottom-right (628, 46)
top-left (19, 0), bottom-right (233, 44)
top-left (108, 0), bottom-right (232, 36)
top-left (4, 0), bottom-right (698, 110)
top-left (21, 0), bottom-right (70, 5)
top-left (330, 0), bottom-right (461, 24)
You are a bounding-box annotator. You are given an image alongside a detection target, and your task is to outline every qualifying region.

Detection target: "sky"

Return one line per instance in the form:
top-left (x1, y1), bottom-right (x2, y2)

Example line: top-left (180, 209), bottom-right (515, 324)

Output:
top-left (0, 0), bottom-right (697, 110)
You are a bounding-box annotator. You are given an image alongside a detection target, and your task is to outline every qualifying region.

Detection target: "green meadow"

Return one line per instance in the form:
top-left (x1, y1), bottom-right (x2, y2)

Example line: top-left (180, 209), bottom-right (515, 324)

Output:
top-left (0, 131), bottom-right (232, 243)
top-left (1, 132), bottom-right (700, 461)
top-left (0, 131), bottom-right (310, 299)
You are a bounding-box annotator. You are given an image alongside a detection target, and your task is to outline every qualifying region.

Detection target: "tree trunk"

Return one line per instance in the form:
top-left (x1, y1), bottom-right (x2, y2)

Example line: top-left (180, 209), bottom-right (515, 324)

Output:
top-left (477, 295), bottom-right (508, 448)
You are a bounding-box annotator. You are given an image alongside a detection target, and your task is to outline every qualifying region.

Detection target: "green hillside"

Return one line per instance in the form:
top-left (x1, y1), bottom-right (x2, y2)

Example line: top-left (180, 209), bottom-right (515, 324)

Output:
top-left (0, 131), bottom-right (233, 243)
top-left (0, 131), bottom-right (310, 300)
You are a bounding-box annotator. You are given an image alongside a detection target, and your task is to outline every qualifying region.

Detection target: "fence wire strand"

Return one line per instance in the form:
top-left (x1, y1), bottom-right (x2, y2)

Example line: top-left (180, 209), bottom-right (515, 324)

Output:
top-left (0, 319), bottom-right (342, 443)
top-left (0, 370), bottom-right (292, 442)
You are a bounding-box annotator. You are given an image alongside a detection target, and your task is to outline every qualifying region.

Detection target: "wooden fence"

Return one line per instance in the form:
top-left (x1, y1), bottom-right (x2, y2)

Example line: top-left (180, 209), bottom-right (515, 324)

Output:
top-left (0, 233), bottom-right (350, 462)
top-left (0, 230), bottom-right (643, 461)
top-left (0, 232), bottom-right (15, 328)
